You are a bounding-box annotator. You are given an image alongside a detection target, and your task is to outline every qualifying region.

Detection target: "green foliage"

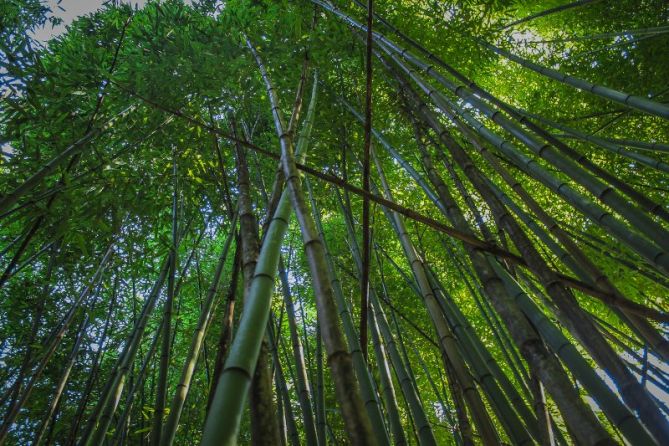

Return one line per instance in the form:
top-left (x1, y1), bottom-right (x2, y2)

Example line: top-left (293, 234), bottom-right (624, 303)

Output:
top-left (0, 0), bottom-right (667, 444)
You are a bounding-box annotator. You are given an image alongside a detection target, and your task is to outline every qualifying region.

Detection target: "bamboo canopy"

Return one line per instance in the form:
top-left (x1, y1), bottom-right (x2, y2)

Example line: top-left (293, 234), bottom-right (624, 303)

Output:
top-left (1, 0), bottom-right (668, 445)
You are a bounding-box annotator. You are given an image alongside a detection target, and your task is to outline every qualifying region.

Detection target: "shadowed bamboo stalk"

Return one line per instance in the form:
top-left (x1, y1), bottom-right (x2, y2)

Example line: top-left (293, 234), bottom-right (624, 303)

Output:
top-left (268, 317), bottom-right (301, 446)
top-left (206, 240), bottom-right (241, 412)
top-left (369, 305), bottom-right (407, 446)
top-left (150, 151), bottom-right (180, 446)
top-left (232, 112), bottom-right (281, 446)
top-left (33, 314), bottom-right (89, 446)
top-left (79, 228), bottom-right (198, 446)
top-left (0, 244), bottom-right (114, 445)
top-left (330, 186), bottom-right (438, 445)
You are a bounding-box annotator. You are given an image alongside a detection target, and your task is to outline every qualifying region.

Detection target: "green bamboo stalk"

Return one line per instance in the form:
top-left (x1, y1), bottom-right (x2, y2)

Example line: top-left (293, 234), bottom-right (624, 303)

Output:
top-left (393, 67), bottom-right (620, 445)
top-left (33, 314), bottom-right (89, 446)
top-left (81, 253), bottom-right (171, 446)
top-left (384, 45), bottom-right (669, 262)
top-left (355, 16), bottom-right (669, 221)
top-left (372, 149), bottom-right (502, 445)
top-left (268, 316), bottom-right (301, 446)
top-left (206, 240), bottom-right (241, 412)
top-left (307, 186), bottom-right (390, 445)
top-left (490, 261), bottom-right (656, 444)
top-left (368, 305), bottom-right (407, 446)
top-left (420, 74), bottom-right (665, 442)
top-left (481, 41), bottom-right (669, 119)
top-left (150, 152), bottom-right (180, 446)
top-left (278, 257), bottom-right (319, 445)
top-left (231, 111), bottom-right (281, 446)
top-left (162, 215), bottom-right (236, 445)
top-left (0, 244), bottom-right (113, 445)
top-left (245, 40), bottom-right (377, 445)
top-left (111, 318), bottom-right (164, 446)
top-left (314, 317), bottom-right (327, 446)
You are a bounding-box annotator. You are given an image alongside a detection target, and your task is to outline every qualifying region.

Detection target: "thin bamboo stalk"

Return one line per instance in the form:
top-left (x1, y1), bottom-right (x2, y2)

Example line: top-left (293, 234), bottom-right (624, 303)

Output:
top-left (162, 215), bottom-right (237, 445)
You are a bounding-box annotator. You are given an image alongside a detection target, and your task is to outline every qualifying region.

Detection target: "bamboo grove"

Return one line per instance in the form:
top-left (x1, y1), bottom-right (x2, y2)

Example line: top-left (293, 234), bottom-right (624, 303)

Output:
top-left (1, 0), bottom-right (668, 444)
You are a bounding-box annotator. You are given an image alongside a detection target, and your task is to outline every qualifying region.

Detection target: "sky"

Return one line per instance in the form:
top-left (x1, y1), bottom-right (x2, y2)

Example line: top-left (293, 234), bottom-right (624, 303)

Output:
top-left (32, 0), bottom-right (149, 42)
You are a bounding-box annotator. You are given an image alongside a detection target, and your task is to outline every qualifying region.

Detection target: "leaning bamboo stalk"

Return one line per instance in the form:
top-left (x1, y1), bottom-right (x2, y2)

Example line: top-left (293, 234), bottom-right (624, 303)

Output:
top-left (485, 176), bottom-right (669, 349)
top-left (393, 68), bottom-right (620, 444)
top-left (489, 261), bottom-right (656, 444)
top-left (33, 314), bottom-right (89, 446)
top-left (408, 64), bottom-right (669, 276)
top-left (378, 187), bottom-right (535, 444)
top-left (0, 244), bottom-right (113, 445)
top-left (306, 187), bottom-right (391, 444)
top-left (480, 41), bottom-right (669, 119)
top-left (372, 150), bottom-right (502, 445)
top-left (206, 240), bottom-right (241, 412)
top-left (369, 306), bottom-right (407, 446)
top-left (312, 0), bottom-right (669, 274)
top-left (384, 44), bottom-right (669, 264)
top-left (407, 75), bottom-right (659, 443)
top-left (364, 113), bottom-right (554, 440)
top-left (268, 316), bottom-right (301, 446)
top-left (357, 18), bottom-right (669, 219)
top-left (411, 79), bottom-right (669, 439)
top-left (80, 253), bottom-right (171, 446)
top-left (232, 112), bottom-right (281, 446)
top-left (161, 215), bottom-right (236, 445)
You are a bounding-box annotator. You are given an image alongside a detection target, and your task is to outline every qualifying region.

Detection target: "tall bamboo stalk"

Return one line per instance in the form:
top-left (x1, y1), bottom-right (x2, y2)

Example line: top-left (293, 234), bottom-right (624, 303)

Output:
top-left (162, 215), bottom-right (237, 445)
top-left (150, 151), bottom-right (180, 446)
